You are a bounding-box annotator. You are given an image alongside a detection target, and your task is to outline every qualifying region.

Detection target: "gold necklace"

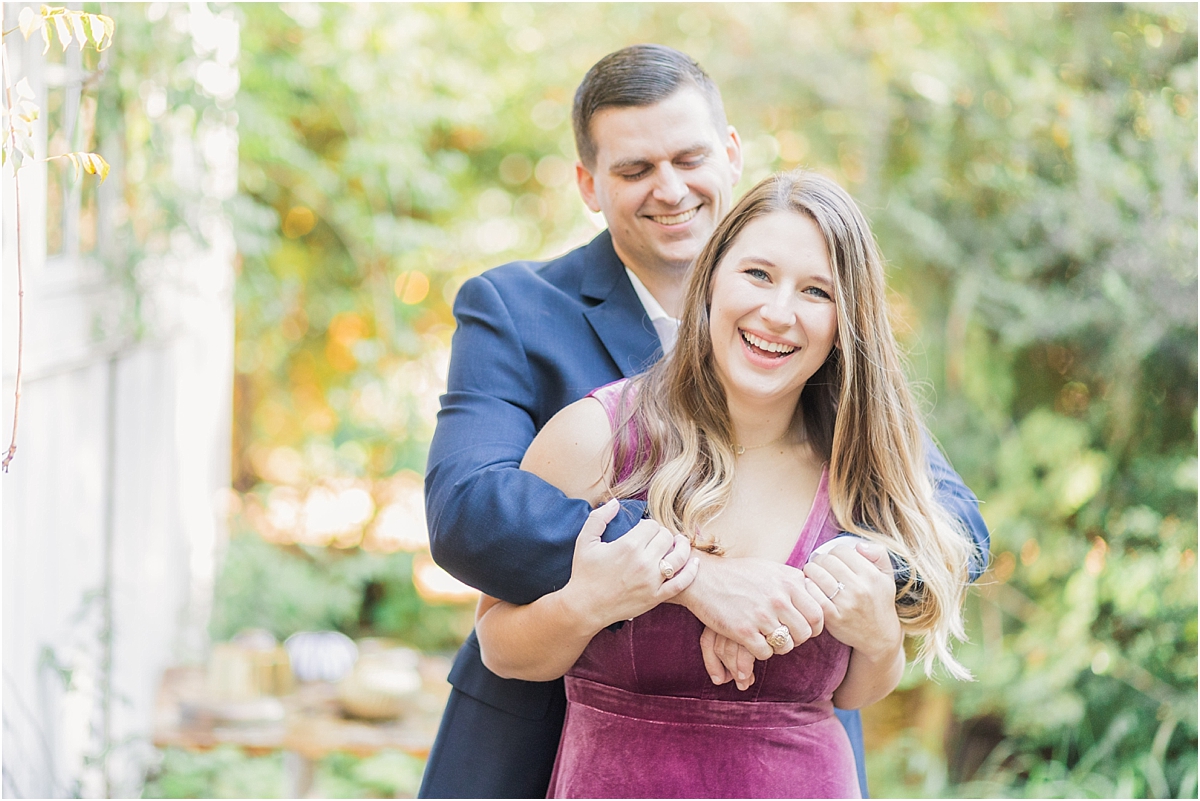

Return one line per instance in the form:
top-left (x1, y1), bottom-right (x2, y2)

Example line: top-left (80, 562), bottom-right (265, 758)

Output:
top-left (734, 431), bottom-right (790, 456)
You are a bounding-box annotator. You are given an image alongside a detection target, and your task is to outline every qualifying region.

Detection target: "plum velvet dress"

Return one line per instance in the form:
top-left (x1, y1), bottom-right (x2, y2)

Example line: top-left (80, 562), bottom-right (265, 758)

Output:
top-left (546, 380), bottom-right (860, 799)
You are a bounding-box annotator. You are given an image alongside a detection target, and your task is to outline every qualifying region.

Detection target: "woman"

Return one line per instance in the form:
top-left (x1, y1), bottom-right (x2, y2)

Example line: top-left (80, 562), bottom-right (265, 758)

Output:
top-left (475, 170), bottom-right (974, 798)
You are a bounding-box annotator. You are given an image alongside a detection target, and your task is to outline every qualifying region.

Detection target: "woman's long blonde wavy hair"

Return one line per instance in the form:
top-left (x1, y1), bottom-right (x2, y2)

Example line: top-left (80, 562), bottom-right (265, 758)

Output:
top-left (608, 169), bottom-right (977, 680)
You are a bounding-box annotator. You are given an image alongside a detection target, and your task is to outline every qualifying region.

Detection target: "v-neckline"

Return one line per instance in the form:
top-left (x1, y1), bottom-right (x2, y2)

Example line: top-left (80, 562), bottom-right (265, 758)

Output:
top-left (783, 465), bottom-right (831, 568)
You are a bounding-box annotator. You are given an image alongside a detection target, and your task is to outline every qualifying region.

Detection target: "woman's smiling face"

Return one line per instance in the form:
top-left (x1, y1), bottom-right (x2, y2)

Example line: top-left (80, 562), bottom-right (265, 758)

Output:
top-left (707, 210), bottom-right (839, 411)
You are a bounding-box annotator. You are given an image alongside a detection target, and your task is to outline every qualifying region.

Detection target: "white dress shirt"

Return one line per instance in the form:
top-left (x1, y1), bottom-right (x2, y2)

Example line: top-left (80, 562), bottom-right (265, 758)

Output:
top-left (625, 268), bottom-right (680, 354)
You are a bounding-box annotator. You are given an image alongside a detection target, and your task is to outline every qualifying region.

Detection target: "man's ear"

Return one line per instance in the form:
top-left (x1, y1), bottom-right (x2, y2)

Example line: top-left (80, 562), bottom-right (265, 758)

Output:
top-left (576, 161), bottom-right (602, 213)
top-left (725, 125), bottom-right (745, 186)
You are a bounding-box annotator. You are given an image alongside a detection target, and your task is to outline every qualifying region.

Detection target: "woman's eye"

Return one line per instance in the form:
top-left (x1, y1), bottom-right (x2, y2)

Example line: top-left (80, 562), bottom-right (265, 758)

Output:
top-left (745, 268), bottom-right (770, 281)
top-left (804, 286), bottom-right (832, 299)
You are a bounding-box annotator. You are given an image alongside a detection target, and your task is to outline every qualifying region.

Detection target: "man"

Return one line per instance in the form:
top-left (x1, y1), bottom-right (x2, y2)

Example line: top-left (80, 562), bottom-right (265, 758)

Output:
top-left (420, 44), bottom-right (988, 798)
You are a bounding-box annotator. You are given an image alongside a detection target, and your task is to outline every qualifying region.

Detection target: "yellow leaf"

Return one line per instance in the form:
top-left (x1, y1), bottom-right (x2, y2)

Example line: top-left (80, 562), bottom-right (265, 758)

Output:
top-left (53, 11), bottom-right (72, 51)
top-left (82, 14), bottom-right (102, 49)
top-left (97, 14), bottom-right (115, 51)
top-left (78, 153), bottom-right (110, 183)
top-left (40, 20), bottom-right (51, 54)
top-left (66, 152), bottom-right (81, 181)
top-left (17, 100), bottom-right (40, 123)
top-left (70, 12), bottom-right (87, 49)
top-left (15, 131), bottom-right (36, 162)
top-left (18, 6), bottom-right (38, 39)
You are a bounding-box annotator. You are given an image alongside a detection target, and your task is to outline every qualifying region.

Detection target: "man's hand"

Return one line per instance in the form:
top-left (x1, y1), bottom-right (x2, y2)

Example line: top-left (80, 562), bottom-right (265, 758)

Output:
top-left (802, 541), bottom-right (900, 659)
top-left (673, 554), bottom-right (824, 676)
top-left (562, 500), bottom-right (698, 630)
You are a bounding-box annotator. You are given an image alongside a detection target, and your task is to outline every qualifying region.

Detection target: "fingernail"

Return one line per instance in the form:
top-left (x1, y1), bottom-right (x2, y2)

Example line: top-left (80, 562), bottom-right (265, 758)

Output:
top-left (710, 675), bottom-right (721, 683)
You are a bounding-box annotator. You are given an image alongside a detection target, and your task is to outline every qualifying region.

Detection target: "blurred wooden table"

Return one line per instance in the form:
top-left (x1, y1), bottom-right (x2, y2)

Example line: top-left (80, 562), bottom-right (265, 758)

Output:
top-left (152, 656), bottom-right (452, 797)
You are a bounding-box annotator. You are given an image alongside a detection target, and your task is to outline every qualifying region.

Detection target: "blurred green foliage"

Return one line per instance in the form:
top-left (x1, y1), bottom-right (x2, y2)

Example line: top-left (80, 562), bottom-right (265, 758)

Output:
top-left (102, 2), bottom-right (1198, 798)
top-left (208, 526), bottom-right (473, 653)
top-left (142, 746), bottom-right (284, 799)
top-left (312, 750), bottom-right (426, 799)
top-left (141, 745), bottom-right (424, 798)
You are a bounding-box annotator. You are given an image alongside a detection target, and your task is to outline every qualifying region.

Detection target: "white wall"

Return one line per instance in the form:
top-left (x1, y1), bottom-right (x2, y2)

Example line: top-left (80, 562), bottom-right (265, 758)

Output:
top-left (1, 4), bottom-right (236, 796)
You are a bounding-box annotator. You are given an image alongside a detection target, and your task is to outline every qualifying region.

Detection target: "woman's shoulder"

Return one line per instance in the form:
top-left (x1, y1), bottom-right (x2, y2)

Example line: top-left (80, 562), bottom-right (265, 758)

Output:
top-left (519, 393), bottom-right (616, 504)
top-left (586, 378), bottom-right (638, 427)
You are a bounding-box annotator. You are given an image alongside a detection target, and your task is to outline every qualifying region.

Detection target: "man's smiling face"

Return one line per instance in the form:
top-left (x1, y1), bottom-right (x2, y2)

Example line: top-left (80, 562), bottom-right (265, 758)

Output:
top-left (576, 86), bottom-right (743, 281)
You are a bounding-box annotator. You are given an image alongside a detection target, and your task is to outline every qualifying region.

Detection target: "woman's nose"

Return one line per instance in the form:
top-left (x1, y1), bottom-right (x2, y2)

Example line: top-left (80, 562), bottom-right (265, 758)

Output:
top-left (759, 297), bottom-right (797, 328)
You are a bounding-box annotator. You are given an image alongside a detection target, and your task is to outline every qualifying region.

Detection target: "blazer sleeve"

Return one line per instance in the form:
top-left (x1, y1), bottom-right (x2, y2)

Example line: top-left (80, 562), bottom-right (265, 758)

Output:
top-left (925, 432), bottom-right (990, 582)
top-left (425, 273), bottom-right (645, 606)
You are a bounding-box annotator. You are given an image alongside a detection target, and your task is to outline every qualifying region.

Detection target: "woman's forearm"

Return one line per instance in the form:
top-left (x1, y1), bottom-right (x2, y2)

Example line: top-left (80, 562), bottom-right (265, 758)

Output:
top-left (831, 638), bottom-right (906, 710)
top-left (475, 587), bottom-right (609, 682)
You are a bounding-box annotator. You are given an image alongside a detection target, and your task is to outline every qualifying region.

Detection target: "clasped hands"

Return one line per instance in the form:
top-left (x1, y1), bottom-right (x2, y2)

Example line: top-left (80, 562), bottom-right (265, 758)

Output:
top-left (567, 503), bottom-right (900, 693)
top-left (682, 542), bottom-right (901, 693)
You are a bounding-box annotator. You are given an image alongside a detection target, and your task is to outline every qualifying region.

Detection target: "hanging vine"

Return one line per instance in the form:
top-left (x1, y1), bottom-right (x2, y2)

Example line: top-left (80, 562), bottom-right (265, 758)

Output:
top-left (1, 5), bottom-right (113, 472)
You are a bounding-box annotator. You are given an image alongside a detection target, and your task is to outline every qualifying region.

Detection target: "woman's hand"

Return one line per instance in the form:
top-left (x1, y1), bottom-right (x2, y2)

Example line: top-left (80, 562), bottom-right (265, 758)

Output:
top-left (560, 500), bottom-right (699, 632)
top-left (804, 541), bottom-right (906, 708)
top-left (699, 626), bottom-right (758, 691)
top-left (802, 541), bottom-right (901, 660)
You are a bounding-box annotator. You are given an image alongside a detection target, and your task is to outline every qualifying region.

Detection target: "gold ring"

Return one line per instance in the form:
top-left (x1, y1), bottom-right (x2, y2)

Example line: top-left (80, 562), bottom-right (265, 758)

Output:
top-left (765, 625), bottom-right (793, 652)
top-left (659, 559), bottom-right (675, 580)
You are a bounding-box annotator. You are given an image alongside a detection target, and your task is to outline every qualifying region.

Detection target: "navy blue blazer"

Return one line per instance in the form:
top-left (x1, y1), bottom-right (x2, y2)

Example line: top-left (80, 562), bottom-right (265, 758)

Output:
top-left (421, 230), bottom-right (989, 798)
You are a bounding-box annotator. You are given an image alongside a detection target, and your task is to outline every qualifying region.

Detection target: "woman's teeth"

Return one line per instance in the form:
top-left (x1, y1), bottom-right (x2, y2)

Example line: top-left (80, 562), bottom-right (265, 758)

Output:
top-left (741, 330), bottom-right (796, 355)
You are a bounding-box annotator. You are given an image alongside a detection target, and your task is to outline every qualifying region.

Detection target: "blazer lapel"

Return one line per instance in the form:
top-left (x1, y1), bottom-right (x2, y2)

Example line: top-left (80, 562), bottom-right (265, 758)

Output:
top-left (579, 232), bottom-right (663, 378)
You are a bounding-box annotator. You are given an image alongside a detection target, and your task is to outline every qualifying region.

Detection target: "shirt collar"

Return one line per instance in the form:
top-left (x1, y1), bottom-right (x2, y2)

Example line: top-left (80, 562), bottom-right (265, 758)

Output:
top-left (625, 267), bottom-right (674, 324)
top-left (625, 267), bottom-right (680, 353)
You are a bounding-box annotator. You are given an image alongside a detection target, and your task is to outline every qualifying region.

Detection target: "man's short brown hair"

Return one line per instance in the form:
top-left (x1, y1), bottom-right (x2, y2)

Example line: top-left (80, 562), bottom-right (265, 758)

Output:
top-left (572, 44), bottom-right (728, 168)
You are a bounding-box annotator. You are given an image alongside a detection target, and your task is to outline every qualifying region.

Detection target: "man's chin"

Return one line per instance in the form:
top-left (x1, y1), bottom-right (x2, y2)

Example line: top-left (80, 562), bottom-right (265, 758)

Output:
top-left (646, 254), bottom-right (701, 276)
top-left (657, 243), bottom-right (708, 270)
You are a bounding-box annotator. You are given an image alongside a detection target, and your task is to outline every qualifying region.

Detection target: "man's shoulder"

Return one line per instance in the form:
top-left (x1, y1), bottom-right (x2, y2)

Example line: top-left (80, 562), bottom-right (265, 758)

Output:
top-left (466, 230), bottom-right (616, 296)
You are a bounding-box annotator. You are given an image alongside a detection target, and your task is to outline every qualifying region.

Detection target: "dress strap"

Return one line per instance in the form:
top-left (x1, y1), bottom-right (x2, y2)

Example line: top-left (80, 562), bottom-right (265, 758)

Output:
top-left (586, 379), bottom-right (642, 487)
